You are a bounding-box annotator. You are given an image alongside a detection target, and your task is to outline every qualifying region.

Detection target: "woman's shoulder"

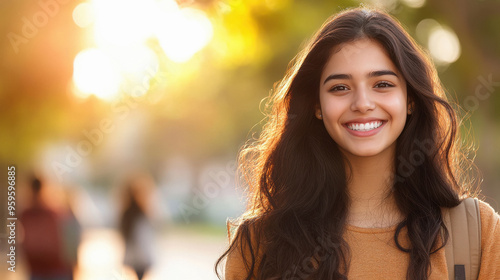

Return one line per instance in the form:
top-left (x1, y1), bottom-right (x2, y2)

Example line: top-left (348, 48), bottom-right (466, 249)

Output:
top-left (476, 199), bottom-right (500, 278)
top-left (477, 199), bottom-right (500, 236)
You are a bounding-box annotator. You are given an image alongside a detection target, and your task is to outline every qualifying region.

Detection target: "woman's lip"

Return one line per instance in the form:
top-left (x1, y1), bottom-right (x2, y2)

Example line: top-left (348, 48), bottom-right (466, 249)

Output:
top-left (343, 121), bottom-right (387, 137)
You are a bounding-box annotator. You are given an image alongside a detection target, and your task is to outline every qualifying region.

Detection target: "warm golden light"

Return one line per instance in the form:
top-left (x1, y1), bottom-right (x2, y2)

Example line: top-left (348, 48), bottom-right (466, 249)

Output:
top-left (71, 0), bottom-right (214, 100)
top-left (73, 2), bottom-right (95, 28)
top-left (73, 46), bottom-right (159, 100)
top-left (415, 18), bottom-right (440, 43)
top-left (76, 229), bottom-right (134, 280)
top-left (156, 7), bottom-right (214, 63)
top-left (73, 48), bottom-right (122, 100)
top-left (401, 0), bottom-right (426, 8)
top-left (111, 45), bottom-right (159, 97)
top-left (428, 26), bottom-right (461, 65)
top-left (91, 0), bottom-right (157, 47)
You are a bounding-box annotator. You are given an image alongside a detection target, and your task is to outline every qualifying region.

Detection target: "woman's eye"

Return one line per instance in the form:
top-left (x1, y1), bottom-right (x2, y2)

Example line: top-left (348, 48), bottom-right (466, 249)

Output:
top-left (374, 81), bottom-right (394, 88)
top-left (330, 85), bottom-right (349, 92)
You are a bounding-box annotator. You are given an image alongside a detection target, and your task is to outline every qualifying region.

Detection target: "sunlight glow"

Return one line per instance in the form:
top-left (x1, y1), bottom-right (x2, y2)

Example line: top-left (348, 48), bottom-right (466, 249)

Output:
top-left (73, 46), bottom-right (159, 100)
top-left (71, 0), bottom-right (213, 100)
top-left (73, 2), bottom-right (95, 28)
top-left (73, 48), bottom-right (122, 100)
top-left (92, 0), bottom-right (157, 47)
top-left (156, 7), bottom-right (214, 63)
top-left (111, 46), bottom-right (160, 97)
top-left (79, 232), bottom-right (121, 269)
top-left (401, 0), bottom-right (426, 8)
top-left (77, 229), bottom-right (134, 280)
top-left (415, 18), bottom-right (440, 44)
top-left (428, 26), bottom-right (461, 65)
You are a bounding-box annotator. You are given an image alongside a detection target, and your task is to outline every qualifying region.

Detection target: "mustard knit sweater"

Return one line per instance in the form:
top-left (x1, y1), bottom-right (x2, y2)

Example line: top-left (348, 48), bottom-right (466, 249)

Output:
top-left (225, 200), bottom-right (500, 279)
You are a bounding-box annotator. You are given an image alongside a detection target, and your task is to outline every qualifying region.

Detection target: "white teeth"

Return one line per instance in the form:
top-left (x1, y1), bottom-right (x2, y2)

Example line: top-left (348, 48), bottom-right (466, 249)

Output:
top-left (347, 121), bottom-right (383, 132)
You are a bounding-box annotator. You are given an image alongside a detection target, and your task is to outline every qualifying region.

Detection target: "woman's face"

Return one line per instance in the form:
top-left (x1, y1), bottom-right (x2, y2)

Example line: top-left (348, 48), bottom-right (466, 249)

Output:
top-left (317, 38), bottom-right (408, 159)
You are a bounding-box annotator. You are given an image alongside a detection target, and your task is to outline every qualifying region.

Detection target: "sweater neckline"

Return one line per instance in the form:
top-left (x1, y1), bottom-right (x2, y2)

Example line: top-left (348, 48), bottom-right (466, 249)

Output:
top-left (345, 223), bottom-right (400, 233)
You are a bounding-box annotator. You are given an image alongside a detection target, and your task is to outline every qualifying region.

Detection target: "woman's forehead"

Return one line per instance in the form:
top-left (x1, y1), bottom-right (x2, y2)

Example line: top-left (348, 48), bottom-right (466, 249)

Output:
top-left (323, 39), bottom-right (400, 77)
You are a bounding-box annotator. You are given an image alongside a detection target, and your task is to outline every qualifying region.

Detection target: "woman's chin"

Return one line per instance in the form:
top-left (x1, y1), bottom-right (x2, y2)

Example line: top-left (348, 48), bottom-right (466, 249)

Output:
top-left (340, 146), bottom-right (386, 158)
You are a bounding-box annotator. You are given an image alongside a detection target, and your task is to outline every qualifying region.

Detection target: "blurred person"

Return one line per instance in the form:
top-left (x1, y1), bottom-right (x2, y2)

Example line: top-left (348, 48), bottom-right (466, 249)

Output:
top-left (59, 189), bottom-right (82, 277)
top-left (119, 174), bottom-right (156, 280)
top-left (20, 176), bottom-right (74, 280)
top-left (216, 7), bottom-right (500, 280)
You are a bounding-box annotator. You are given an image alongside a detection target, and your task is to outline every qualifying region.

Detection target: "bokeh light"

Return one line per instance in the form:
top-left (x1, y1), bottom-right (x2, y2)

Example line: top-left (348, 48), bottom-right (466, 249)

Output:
top-left (72, 2), bottom-right (95, 28)
top-left (415, 18), bottom-right (440, 43)
top-left (428, 26), bottom-right (461, 65)
top-left (77, 229), bottom-right (128, 280)
top-left (73, 48), bottom-right (122, 100)
top-left (110, 45), bottom-right (159, 97)
top-left (156, 7), bottom-right (214, 63)
top-left (91, 0), bottom-right (157, 47)
top-left (401, 0), bottom-right (426, 8)
top-left (71, 0), bottom-right (213, 101)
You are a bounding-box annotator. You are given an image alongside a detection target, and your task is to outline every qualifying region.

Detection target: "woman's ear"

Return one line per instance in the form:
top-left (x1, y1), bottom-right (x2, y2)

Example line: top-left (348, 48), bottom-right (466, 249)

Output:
top-left (315, 106), bottom-right (323, 120)
top-left (407, 102), bottom-right (414, 115)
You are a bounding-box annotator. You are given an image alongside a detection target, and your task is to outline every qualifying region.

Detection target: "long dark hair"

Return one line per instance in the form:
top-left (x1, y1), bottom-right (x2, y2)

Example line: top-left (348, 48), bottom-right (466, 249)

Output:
top-left (217, 7), bottom-right (475, 280)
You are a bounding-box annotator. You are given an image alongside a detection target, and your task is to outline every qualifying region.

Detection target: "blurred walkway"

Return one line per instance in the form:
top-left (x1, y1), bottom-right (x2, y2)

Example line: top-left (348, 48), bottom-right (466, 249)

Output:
top-left (2, 226), bottom-right (228, 280)
top-left (150, 226), bottom-right (228, 280)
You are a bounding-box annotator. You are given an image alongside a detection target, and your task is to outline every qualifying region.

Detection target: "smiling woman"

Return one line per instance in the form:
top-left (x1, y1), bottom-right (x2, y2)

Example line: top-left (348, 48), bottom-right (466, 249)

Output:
top-left (317, 38), bottom-right (408, 158)
top-left (216, 7), bottom-right (500, 280)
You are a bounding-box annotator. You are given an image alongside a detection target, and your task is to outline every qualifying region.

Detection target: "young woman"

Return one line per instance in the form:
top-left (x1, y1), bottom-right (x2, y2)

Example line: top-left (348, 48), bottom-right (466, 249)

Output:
top-left (216, 7), bottom-right (500, 280)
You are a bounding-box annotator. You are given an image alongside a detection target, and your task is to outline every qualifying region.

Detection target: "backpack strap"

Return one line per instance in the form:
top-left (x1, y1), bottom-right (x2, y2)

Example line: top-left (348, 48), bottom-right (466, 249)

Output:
top-left (442, 197), bottom-right (482, 280)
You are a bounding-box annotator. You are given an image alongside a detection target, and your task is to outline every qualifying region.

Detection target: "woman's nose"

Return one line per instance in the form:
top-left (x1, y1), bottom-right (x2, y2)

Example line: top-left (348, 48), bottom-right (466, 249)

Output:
top-left (350, 88), bottom-right (375, 113)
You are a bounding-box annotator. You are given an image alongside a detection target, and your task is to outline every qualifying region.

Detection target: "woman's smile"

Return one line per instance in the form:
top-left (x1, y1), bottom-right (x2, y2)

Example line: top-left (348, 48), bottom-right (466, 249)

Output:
top-left (343, 118), bottom-right (387, 137)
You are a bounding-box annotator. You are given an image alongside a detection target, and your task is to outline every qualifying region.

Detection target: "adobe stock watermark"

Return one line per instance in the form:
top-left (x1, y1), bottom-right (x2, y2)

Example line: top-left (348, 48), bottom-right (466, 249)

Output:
top-left (283, 234), bottom-right (340, 280)
top-left (7, 0), bottom-right (70, 54)
top-left (394, 74), bottom-right (499, 182)
top-left (463, 74), bottom-right (500, 112)
top-left (178, 160), bottom-right (237, 223)
top-left (395, 137), bottom-right (435, 183)
top-left (51, 68), bottom-right (167, 182)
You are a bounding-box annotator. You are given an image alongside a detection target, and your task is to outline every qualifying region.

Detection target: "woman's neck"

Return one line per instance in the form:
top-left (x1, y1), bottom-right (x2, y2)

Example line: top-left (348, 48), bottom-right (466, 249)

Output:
top-left (343, 147), bottom-right (403, 228)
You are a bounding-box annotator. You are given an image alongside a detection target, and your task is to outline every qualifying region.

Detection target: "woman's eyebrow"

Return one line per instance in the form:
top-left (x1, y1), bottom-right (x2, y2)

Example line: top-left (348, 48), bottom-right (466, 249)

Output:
top-left (323, 73), bottom-right (352, 85)
top-left (323, 70), bottom-right (399, 85)
top-left (368, 70), bottom-right (399, 78)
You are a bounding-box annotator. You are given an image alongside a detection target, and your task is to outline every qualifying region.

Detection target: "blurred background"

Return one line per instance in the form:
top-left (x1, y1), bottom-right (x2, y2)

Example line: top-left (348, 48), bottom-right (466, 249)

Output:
top-left (0, 0), bottom-right (499, 279)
